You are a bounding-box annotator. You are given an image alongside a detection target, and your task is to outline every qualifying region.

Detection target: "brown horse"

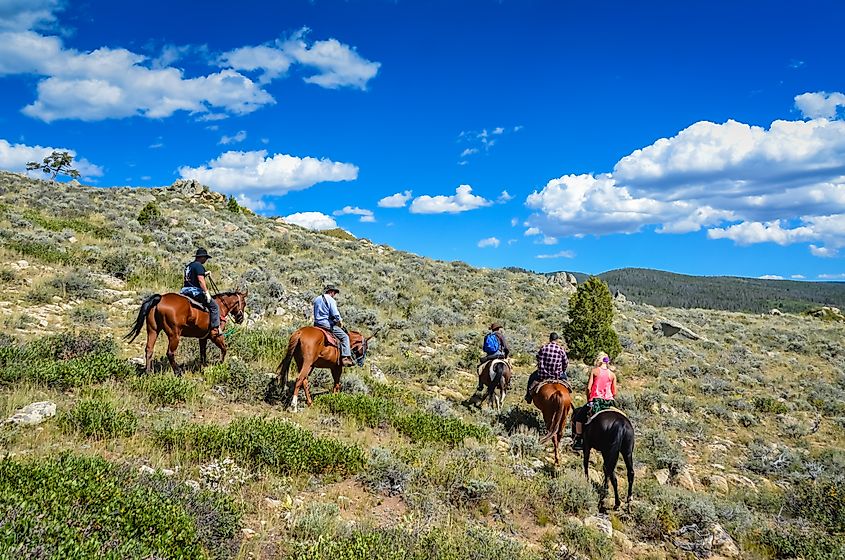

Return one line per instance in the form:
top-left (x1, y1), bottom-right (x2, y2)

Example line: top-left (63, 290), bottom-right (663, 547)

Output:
top-left (125, 291), bottom-right (247, 374)
top-left (533, 382), bottom-right (573, 465)
top-left (477, 360), bottom-right (512, 411)
top-left (270, 326), bottom-right (374, 411)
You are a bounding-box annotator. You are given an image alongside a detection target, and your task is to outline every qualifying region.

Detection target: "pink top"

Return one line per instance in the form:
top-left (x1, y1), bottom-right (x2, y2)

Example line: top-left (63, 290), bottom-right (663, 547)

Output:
top-left (589, 366), bottom-right (614, 401)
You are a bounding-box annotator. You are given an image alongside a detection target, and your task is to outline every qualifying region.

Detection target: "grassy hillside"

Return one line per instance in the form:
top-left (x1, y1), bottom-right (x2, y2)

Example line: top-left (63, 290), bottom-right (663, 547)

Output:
top-left (543, 268), bottom-right (845, 314)
top-left (1, 171), bottom-right (844, 559)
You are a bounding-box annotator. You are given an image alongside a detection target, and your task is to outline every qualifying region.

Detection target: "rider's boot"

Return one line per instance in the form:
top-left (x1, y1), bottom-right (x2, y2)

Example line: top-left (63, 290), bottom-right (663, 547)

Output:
top-left (341, 356), bottom-right (355, 367)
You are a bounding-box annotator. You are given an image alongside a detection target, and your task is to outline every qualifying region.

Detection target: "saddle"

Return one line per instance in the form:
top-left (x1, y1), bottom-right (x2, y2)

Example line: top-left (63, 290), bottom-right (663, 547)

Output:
top-left (585, 406), bottom-right (626, 425)
top-left (529, 378), bottom-right (571, 399)
top-left (177, 293), bottom-right (209, 312)
top-left (315, 326), bottom-right (338, 348)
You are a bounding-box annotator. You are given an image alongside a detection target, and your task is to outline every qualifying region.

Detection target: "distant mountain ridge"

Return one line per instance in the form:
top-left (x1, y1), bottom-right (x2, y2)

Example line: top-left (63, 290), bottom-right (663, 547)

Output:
top-left (538, 267), bottom-right (845, 313)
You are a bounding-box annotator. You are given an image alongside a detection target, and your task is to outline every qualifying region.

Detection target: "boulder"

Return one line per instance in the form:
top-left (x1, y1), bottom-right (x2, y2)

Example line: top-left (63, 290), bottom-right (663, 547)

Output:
top-left (653, 319), bottom-right (705, 341)
top-left (584, 515), bottom-right (613, 537)
top-left (613, 290), bottom-right (627, 303)
top-left (677, 467), bottom-right (696, 491)
top-left (706, 474), bottom-right (729, 495)
top-left (769, 308), bottom-right (782, 316)
top-left (6, 401), bottom-right (56, 426)
top-left (169, 178), bottom-right (207, 196)
top-left (712, 524), bottom-right (740, 557)
top-left (545, 271), bottom-right (577, 291)
top-left (654, 469), bottom-right (670, 485)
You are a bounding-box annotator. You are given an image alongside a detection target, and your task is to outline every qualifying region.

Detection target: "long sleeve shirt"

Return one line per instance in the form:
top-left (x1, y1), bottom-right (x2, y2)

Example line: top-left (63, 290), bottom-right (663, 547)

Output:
top-left (495, 331), bottom-right (511, 357)
top-left (537, 342), bottom-right (568, 380)
top-left (313, 294), bottom-right (342, 328)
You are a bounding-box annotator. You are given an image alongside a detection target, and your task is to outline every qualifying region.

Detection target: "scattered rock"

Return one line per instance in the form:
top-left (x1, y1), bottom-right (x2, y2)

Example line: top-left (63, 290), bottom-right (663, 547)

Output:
top-left (769, 308), bottom-right (782, 316)
top-left (223, 223), bottom-right (239, 234)
top-left (653, 319), bottom-right (706, 341)
top-left (712, 523), bottom-right (740, 557)
top-left (654, 469), bottom-right (670, 485)
top-left (67, 236), bottom-right (77, 244)
top-left (808, 306), bottom-right (845, 322)
top-left (265, 497), bottom-right (282, 509)
top-left (185, 480), bottom-right (200, 491)
top-left (10, 260), bottom-right (29, 271)
top-left (677, 468), bottom-right (696, 491)
top-left (241, 528), bottom-right (257, 539)
top-left (6, 401), bottom-right (56, 426)
top-left (139, 465), bottom-right (156, 475)
top-left (614, 290), bottom-right (627, 303)
top-left (706, 475), bottom-right (729, 495)
top-left (584, 515), bottom-right (613, 537)
top-left (613, 531), bottom-right (633, 551)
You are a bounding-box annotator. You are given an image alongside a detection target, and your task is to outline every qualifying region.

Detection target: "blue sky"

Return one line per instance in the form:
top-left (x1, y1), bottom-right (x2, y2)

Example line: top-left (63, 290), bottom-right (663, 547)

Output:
top-left (1, 0), bottom-right (844, 280)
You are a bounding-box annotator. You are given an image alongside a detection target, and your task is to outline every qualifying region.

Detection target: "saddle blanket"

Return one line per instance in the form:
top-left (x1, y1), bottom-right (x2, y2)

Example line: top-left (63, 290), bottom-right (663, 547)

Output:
top-left (315, 326), bottom-right (338, 347)
top-left (529, 377), bottom-right (571, 398)
top-left (585, 406), bottom-right (627, 425)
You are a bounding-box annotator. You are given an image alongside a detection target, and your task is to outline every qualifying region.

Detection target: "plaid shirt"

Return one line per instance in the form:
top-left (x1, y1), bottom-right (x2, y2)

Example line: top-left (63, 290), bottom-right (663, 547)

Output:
top-left (537, 342), bottom-right (568, 380)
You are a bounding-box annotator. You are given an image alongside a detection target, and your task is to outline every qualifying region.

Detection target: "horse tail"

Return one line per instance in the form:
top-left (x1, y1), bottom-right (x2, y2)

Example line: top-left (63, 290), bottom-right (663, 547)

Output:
top-left (275, 330), bottom-right (301, 390)
top-left (124, 294), bottom-right (161, 343)
top-left (604, 416), bottom-right (633, 475)
top-left (540, 389), bottom-right (568, 444)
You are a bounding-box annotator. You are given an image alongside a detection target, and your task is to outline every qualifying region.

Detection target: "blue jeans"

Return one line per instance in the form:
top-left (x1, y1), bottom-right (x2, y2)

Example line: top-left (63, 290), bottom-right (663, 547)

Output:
top-left (181, 287), bottom-right (219, 329)
top-left (317, 323), bottom-right (351, 357)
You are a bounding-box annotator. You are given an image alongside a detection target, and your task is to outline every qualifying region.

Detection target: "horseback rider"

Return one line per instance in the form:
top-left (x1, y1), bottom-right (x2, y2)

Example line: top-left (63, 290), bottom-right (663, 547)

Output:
top-left (572, 352), bottom-right (618, 451)
top-left (180, 248), bottom-right (220, 337)
top-left (313, 285), bottom-right (355, 367)
top-left (524, 332), bottom-right (569, 404)
top-left (476, 323), bottom-right (511, 392)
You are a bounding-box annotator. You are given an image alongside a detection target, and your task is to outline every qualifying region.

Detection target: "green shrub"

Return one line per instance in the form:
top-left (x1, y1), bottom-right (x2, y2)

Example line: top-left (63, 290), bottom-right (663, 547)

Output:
top-left (137, 201), bottom-right (163, 227)
top-left (0, 453), bottom-right (240, 559)
top-left (59, 394), bottom-right (137, 439)
top-left (22, 209), bottom-right (113, 238)
top-left (316, 393), bottom-right (397, 428)
top-left (49, 270), bottom-right (98, 299)
top-left (204, 358), bottom-right (266, 402)
top-left (550, 519), bottom-right (614, 560)
top-left (132, 374), bottom-right (199, 406)
top-left (753, 522), bottom-right (845, 560)
top-left (392, 411), bottom-right (490, 445)
top-left (563, 277), bottom-right (622, 362)
top-left (359, 447), bottom-right (413, 497)
top-left (69, 305), bottom-right (108, 325)
top-left (788, 478), bottom-right (845, 532)
top-left (226, 195), bottom-right (241, 213)
top-left (226, 327), bottom-right (289, 364)
top-left (266, 234), bottom-right (294, 255)
top-left (546, 470), bottom-right (597, 520)
top-left (153, 417), bottom-right (364, 476)
top-left (753, 396), bottom-right (789, 414)
top-left (4, 238), bottom-right (75, 265)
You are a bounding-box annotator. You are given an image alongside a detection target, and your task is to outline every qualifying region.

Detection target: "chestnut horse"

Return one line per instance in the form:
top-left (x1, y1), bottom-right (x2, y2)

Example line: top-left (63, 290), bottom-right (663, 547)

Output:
top-left (583, 410), bottom-right (635, 510)
top-left (269, 326), bottom-right (374, 411)
top-left (533, 382), bottom-right (573, 465)
top-left (125, 291), bottom-right (247, 374)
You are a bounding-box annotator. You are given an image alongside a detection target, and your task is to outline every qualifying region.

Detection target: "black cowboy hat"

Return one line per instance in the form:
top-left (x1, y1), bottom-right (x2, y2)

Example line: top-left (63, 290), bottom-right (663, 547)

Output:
top-left (194, 248), bottom-right (212, 259)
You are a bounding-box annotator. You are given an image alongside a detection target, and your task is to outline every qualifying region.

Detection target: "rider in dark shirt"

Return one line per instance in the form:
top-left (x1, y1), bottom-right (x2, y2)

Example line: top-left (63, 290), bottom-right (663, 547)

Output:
top-left (179, 248), bottom-right (220, 336)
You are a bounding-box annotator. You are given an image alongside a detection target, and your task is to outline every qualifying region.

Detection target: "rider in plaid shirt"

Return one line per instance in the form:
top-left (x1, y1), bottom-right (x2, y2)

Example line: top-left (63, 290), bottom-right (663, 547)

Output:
top-left (525, 333), bottom-right (569, 403)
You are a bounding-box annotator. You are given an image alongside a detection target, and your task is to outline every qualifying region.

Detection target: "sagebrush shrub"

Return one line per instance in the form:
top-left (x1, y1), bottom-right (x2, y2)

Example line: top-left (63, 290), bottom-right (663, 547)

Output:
top-left (359, 447), bottom-right (412, 497)
top-left (546, 470), bottom-right (597, 520)
top-left (132, 374), bottom-right (199, 406)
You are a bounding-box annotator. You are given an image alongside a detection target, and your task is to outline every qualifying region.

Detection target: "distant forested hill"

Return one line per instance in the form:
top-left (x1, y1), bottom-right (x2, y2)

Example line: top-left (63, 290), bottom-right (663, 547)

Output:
top-left (540, 267), bottom-right (845, 313)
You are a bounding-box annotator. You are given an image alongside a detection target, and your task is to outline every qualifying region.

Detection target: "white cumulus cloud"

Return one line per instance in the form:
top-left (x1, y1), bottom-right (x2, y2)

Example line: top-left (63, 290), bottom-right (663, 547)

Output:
top-left (177, 150), bottom-right (358, 208)
top-left (536, 250), bottom-right (576, 259)
top-left (795, 91), bottom-right (845, 119)
top-left (334, 205), bottom-right (375, 223)
top-left (478, 237), bottom-right (500, 248)
top-left (0, 138), bottom-right (103, 178)
top-left (410, 185), bottom-right (492, 214)
top-left (758, 275), bottom-right (784, 280)
top-left (0, 0), bottom-right (61, 31)
top-left (525, 102), bottom-right (845, 257)
top-left (282, 211), bottom-right (337, 230)
top-left (219, 130), bottom-right (247, 145)
top-left (378, 190), bottom-right (413, 208)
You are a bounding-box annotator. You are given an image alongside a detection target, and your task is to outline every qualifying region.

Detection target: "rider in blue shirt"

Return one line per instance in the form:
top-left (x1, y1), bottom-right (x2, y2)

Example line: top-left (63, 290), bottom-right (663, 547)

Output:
top-left (313, 285), bottom-right (354, 366)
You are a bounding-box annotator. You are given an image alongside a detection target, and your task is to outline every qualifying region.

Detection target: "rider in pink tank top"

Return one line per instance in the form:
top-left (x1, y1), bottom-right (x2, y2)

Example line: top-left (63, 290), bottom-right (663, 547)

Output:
top-left (589, 366), bottom-right (614, 401)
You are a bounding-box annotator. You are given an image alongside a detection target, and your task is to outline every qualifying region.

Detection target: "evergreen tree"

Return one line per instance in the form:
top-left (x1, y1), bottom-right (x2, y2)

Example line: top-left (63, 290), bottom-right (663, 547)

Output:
top-left (137, 202), bottom-right (162, 227)
top-left (26, 151), bottom-right (81, 180)
top-left (563, 277), bottom-right (622, 362)
top-left (227, 196), bottom-right (240, 213)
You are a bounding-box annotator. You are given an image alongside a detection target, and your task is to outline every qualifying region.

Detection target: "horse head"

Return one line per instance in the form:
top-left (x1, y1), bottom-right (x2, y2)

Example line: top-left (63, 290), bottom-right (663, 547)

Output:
top-left (219, 290), bottom-right (248, 324)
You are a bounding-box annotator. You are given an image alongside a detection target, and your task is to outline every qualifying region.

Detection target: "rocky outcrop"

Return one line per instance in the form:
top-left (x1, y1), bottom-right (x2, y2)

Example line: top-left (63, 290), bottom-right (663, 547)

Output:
top-left (546, 271), bottom-right (577, 291)
top-left (168, 179), bottom-right (226, 203)
top-left (6, 401), bottom-right (56, 425)
top-left (653, 319), bottom-right (706, 340)
top-left (808, 306), bottom-right (844, 322)
top-left (769, 308), bottom-right (782, 316)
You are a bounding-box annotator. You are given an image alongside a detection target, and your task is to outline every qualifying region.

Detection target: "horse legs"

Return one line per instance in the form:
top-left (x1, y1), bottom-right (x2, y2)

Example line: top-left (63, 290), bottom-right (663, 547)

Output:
top-left (331, 366), bottom-right (342, 394)
top-left (602, 449), bottom-right (622, 510)
top-left (144, 326), bottom-right (159, 374)
top-left (552, 433), bottom-right (560, 465)
top-left (623, 449), bottom-right (635, 506)
top-left (211, 333), bottom-right (227, 364)
top-left (199, 338), bottom-right (208, 367)
top-left (165, 332), bottom-right (182, 376)
top-left (302, 370), bottom-right (314, 406)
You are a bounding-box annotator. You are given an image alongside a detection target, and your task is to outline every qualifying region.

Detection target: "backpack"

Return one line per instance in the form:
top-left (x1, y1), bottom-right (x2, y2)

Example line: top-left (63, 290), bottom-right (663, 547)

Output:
top-left (483, 332), bottom-right (500, 354)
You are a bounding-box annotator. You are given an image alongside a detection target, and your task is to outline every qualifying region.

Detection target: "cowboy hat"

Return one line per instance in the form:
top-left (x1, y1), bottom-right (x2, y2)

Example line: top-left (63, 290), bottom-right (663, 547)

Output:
top-left (489, 322), bottom-right (503, 331)
top-left (194, 248), bottom-right (212, 259)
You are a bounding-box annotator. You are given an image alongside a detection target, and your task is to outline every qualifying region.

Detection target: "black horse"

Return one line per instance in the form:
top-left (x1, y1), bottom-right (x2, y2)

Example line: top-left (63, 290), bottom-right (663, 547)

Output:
top-left (582, 410), bottom-right (635, 510)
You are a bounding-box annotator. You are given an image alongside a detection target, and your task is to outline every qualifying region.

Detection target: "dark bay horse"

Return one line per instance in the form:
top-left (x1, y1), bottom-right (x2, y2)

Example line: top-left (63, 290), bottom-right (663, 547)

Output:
top-left (270, 326), bottom-right (375, 411)
top-left (583, 410), bottom-right (635, 510)
top-left (533, 382), bottom-right (573, 465)
top-left (125, 291), bottom-right (247, 374)
top-left (477, 360), bottom-right (512, 411)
